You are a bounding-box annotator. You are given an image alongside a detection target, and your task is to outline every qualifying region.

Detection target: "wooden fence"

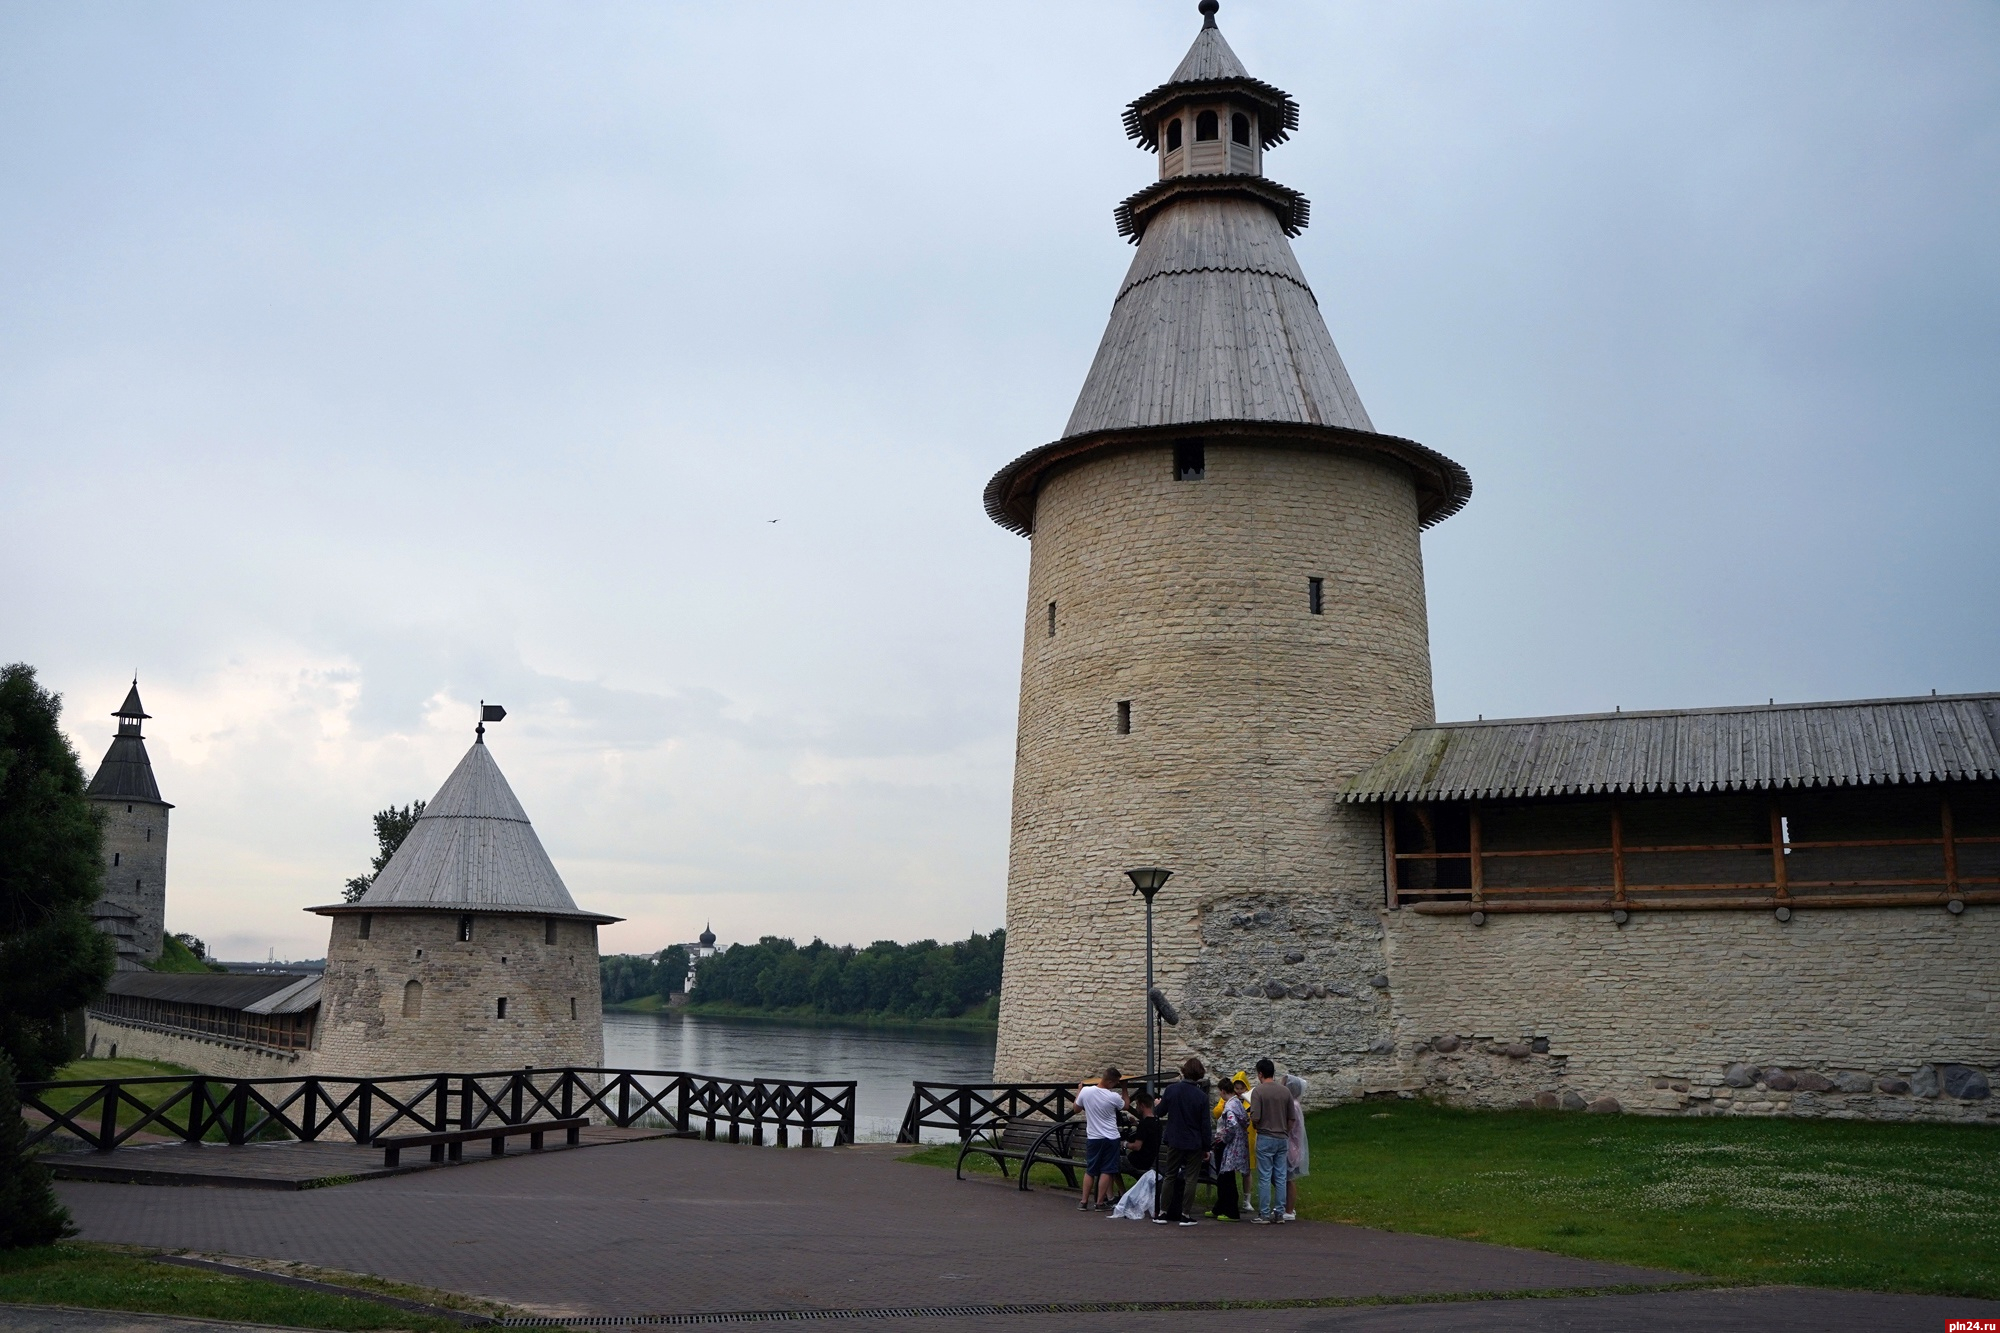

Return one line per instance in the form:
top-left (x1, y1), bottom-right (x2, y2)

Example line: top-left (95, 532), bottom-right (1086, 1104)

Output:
top-left (21, 1066), bottom-right (857, 1153)
top-left (895, 1074), bottom-right (1177, 1144)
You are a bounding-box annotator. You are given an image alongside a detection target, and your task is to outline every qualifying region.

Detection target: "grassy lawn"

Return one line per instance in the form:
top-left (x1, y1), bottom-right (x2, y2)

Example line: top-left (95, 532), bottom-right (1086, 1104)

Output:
top-left (907, 1100), bottom-right (2000, 1298)
top-left (0, 1244), bottom-right (475, 1330)
top-left (27, 1059), bottom-right (286, 1143)
top-left (27, 1058), bottom-right (205, 1140)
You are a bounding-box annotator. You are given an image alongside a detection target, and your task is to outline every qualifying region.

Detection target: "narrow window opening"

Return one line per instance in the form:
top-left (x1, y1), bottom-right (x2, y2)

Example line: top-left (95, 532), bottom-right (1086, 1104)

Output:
top-left (570, 996), bottom-right (578, 1021)
top-left (458, 915), bottom-right (474, 942)
top-left (359, 913), bottom-right (372, 940)
top-left (1195, 109), bottom-right (1219, 141)
top-left (1047, 602), bottom-right (1057, 638)
top-left (415, 947), bottom-right (424, 960)
top-left (135, 878), bottom-right (141, 890)
top-left (127, 804), bottom-right (132, 813)
top-left (545, 917), bottom-right (558, 945)
top-left (496, 997), bottom-right (508, 1019)
top-left (1231, 112), bottom-right (1251, 145)
top-left (1308, 577), bottom-right (1324, 615)
top-left (1780, 816), bottom-right (1792, 855)
top-left (1116, 701), bottom-right (1132, 735)
top-left (402, 980), bottom-right (422, 1018)
top-left (1165, 118), bottom-right (1182, 151)
top-left (146, 827), bottom-right (151, 841)
top-left (1173, 440), bottom-right (1205, 481)
top-left (113, 852), bottom-right (120, 867)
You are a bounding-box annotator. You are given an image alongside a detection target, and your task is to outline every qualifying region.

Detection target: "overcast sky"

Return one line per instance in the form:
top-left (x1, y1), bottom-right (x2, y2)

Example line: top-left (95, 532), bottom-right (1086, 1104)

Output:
top-left (4, 1), bottom-right (1995, 963)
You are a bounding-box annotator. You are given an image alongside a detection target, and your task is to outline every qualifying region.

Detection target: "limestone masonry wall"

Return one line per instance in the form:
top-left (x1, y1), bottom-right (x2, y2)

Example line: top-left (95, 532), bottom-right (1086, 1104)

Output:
top-left (1385, 906), bottom-right (1999, 1122)
top-left (995, 441), bottom-right (1434, 1084)
top-left (92, 799), bottom-right (168, 964)
top-left (83, 1014), bottom-right (306, 1081)
top-left (315, 911), bottom-right (603, 1077)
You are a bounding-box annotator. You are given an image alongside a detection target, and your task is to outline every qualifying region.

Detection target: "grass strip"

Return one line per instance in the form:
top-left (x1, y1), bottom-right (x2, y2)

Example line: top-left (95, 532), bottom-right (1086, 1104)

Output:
top-left (0, 1243), bottom-right (475, 1330)
top-left (494, 1280), bottom-right (1746, 1326)
top-left (153, 1256), bottom-right (489, 1325)
top-left (905, 1099), bottom-right (2000, 1299)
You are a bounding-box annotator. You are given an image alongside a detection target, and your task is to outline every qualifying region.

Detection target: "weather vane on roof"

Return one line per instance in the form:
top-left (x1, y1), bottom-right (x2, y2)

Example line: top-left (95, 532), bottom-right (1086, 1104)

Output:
top-left (476, 701), bottom-right (506, 743)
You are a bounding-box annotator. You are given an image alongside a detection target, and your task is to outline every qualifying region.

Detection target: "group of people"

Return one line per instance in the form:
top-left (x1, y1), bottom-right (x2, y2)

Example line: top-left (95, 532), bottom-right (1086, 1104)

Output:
top-left (1073, 1056), bottom-right (1307, 1226)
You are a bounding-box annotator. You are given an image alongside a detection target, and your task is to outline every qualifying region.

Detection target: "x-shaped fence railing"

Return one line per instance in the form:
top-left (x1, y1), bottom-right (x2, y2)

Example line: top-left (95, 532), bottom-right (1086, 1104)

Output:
top-left (20, 1067), bottom-right (858, 1152)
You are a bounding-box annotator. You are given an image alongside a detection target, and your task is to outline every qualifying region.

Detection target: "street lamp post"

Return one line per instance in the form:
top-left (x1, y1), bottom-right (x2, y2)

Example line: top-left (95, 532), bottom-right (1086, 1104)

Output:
top-left (1125, 867), bottom-right (1173, 1095)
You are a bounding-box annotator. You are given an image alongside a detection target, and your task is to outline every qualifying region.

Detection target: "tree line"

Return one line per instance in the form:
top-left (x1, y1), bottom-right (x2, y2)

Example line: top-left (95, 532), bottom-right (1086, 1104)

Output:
top-left (599, 945), bottom-right (690, 1005)
top-left (684, 931), bottom-right (1005, 1021)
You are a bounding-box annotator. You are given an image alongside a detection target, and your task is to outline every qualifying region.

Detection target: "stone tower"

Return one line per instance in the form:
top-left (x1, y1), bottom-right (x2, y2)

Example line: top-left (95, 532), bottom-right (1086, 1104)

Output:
top-left (84, 680), bottom-right (171, 969)
top-left (985, 2), bottom-right (1470, 1086)
top-left (309, 724), bottom-right (616, 1076)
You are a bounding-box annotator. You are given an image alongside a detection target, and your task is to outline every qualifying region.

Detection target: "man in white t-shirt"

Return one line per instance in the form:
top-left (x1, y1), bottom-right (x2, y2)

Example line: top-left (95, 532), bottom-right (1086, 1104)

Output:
top-left (1074, 1067), bottom-right (1128, 1210)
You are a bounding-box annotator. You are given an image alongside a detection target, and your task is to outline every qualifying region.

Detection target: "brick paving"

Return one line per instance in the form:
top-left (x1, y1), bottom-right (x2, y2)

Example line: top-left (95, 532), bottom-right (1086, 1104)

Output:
top-left (52, 1138), bottom-right (2000, 1330)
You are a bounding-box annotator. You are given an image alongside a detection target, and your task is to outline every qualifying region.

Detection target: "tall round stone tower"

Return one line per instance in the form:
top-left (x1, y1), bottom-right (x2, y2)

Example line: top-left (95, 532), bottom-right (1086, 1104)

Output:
top-left (308, 721), bottom-right (616, 1076)
top-left (84, 680), bottom-right (171, 970)
top-left (986, 2), bottom-right (1470, 1087)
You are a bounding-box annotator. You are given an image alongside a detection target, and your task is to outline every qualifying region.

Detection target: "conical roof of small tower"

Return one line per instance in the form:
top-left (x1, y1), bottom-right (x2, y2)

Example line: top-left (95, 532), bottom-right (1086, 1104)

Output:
top-left (310, 740), bottom-right (618, 922)
top-left (86, 680), bottom-right (168, 805)
top-left (985, 2), bottom-right (1470, 537)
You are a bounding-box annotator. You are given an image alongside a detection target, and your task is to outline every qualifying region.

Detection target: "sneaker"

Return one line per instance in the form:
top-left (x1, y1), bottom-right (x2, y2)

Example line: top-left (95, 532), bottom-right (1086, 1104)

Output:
top-left (1178, 1218), bottom-right (1198, 1227)
top-left (1249, 1214), bottom-right (1270, 1224)
top-left (1284, 1211), bottom-right (1297, 1222)
top-left (1152, 1216), bottom-right (1173, 1225)
top-left (1078, 1198), bottom-right (1093, 1211)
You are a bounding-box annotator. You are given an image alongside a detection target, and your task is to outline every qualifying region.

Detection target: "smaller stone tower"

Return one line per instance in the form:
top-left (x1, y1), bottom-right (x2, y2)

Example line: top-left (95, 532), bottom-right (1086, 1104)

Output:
top-left (84, 680), bottom-right (171, 969)
top-left (308, 720), bottom-right (618, 1076)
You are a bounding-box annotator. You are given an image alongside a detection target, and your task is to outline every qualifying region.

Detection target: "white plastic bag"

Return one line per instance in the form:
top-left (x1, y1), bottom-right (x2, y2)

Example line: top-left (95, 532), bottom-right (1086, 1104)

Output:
top-left (1111, 1169), bottom-right (1157, 1219)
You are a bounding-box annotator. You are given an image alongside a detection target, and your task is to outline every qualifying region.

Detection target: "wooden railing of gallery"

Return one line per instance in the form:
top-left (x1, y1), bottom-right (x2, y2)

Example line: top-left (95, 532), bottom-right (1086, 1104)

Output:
top-left (1386, 791), bottom-right (1999, 916)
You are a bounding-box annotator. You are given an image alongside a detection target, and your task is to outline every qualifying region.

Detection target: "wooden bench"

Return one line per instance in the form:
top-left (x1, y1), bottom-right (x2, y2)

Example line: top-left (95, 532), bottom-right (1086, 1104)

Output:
top-left (373, 1117), bottom-right (588, 1168)
top-left (955, 1116), bottom-right (1093, 1192)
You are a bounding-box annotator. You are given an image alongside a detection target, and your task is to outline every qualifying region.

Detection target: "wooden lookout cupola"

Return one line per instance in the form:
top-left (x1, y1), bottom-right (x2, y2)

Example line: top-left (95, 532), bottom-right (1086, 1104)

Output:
top-left (1123, 0), bottom-right (1298, 206)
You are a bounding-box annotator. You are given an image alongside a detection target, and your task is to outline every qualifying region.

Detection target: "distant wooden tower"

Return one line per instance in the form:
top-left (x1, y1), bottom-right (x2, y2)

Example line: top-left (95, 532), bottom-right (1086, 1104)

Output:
top-left (985, 3), bottom-right (1471, 1082)
top-left (84, 681), bottom-right (171, 970)
top-left (309, 720), bottom-right (616, 1075)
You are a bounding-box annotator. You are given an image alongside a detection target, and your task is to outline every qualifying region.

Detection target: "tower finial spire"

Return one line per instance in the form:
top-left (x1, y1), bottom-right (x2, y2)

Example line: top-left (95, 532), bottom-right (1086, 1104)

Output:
top-left (1199, 0), bottom-right (1218, 28)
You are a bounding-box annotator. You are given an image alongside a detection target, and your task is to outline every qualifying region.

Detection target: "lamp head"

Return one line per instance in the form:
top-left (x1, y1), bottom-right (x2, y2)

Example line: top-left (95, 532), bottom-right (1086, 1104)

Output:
top-left (1126, 867), bottom-right (1173, 899)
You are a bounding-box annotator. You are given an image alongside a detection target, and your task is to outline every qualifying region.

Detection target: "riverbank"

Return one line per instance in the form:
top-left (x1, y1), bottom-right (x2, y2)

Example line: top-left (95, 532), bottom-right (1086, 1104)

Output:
top-left (600, 998), bottom-right (996, 1032)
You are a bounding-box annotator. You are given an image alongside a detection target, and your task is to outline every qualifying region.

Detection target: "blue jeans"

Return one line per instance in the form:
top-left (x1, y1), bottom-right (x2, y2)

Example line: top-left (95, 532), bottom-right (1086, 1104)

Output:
top-left (1254, 1133), bottom-right (1289, 1218)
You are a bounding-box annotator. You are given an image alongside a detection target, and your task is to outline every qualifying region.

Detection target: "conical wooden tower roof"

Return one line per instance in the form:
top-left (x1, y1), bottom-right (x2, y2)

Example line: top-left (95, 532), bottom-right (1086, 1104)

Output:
top-left (86, 679), bottom-right (169, 805)
top-left (985, 2), bottom-right (1470, 536)
top-left (311, 740), bottom-right (617, 922)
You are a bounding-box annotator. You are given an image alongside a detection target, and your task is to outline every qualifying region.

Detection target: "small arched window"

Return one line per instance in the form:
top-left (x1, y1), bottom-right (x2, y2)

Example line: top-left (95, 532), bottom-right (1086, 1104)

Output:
top-left (402, 979), bottom-right (422, 1018)
top-left (1195, 109), bottom-right (1218, 141)
top-left (1165, 117), bottom-right (1182, 152)
top-left (1231, 112), bottom-right (1251, 145)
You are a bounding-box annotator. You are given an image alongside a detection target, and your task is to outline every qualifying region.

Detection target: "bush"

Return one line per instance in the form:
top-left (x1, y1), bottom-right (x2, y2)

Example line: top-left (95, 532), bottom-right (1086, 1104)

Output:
top-left (0, 1052), bottom-right (72, 1249)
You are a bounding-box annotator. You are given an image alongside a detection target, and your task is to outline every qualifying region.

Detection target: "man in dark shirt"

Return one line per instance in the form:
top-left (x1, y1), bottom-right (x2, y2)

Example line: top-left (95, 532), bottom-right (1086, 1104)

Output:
top-left (1122, 1089), bottom-right (1162, 1180)
top-left (1154, 1058), bottom-right (1212, 1226)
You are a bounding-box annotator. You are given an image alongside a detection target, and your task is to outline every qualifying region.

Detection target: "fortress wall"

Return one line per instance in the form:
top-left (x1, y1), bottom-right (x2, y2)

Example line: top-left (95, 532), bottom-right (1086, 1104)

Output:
top-left (1384, 906), bottom-right (2000, 1122)
top-left (995, 441), bottom-right (1434, 1083)
top-left (83, 1013), bottom-right (309, 1081)
top-left (315, 912), bottom-right (603, 1077)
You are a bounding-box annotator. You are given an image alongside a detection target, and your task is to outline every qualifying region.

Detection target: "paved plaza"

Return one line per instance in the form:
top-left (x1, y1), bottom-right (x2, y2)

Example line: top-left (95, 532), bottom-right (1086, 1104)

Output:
top-left (51, 1138), bottom-right (2000, 1330)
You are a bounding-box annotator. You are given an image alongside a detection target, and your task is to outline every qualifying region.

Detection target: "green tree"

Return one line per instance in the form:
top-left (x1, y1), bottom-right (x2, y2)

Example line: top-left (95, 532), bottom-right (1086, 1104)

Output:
top-left (0, 663), bottom-right (115, 1080)
top-left (0, 1051), bottom-right (73, 1248)
top-left (341, 800), bottom-right (426, 902)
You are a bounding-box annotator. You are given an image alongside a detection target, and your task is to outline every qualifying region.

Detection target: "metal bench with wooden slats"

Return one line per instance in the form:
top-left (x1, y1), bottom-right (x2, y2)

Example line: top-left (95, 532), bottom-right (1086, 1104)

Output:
top-left (372, 1116), bottom-right (588, 1168)
top-left (955, 1115), bottom-right (1092, 1191)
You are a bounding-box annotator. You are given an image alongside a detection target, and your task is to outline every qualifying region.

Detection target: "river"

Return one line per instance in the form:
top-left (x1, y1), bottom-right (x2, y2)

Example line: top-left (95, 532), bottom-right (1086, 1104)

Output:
top-left (601, 1009), bottom-right (996, 1143)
